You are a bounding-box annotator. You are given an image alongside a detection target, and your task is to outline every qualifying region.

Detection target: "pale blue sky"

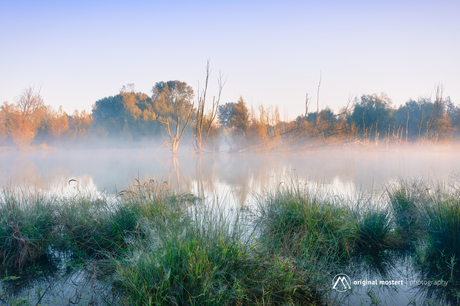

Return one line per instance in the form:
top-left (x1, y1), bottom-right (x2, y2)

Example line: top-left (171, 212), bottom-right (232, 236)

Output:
top-left (1, 0), bottom-right (459, 118)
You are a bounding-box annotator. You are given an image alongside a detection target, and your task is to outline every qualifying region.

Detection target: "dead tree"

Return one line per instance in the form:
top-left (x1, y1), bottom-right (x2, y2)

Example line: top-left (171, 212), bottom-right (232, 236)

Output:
top-left (192, 61), bottom-right (225, 153)
top-left (159, 104), bottom-right (194, 155)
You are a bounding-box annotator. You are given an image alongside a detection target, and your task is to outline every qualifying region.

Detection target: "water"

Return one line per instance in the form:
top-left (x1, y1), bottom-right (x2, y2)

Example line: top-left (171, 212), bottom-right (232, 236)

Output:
top-left (2, 145), bottom-right (460, 305)
top-left (1, 146), bottom-right (459, 202)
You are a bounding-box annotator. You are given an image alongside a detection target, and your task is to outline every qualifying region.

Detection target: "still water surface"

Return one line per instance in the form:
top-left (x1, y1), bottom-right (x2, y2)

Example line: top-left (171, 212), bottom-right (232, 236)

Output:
top-left (1, 145), bottom-right (460, 305)
top-left (1, 146), bottom-right (459, 203)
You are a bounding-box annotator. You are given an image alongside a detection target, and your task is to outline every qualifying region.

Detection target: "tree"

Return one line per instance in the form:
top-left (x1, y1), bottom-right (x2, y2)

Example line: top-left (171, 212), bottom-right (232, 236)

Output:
top-left (69, 110), bottom-right (93, 139)
top-left (152, 81), bottom-right (194, 155)
top-left (230, 97), bottom-right (249, 136)
top-left (92, 84), bottom-right (159, 139)
top-left (48, 106), bottom-right (70, 139)
top-left (218, 98), bottom-right (249, 151)
top-left (92, 95), bottom-right (126, 137)
top-left (447, 99), bottom-right (460, 136)
top-left (350, 93), bottom-right (394, 138)
top-left (2, 87), bottom-right (45, 147)
top-left (218, 102), bottom-right (236, 130)
top-left (192, 61), bottom-right (224, 153)
top-left (0, 104), bottom-right (7, 143)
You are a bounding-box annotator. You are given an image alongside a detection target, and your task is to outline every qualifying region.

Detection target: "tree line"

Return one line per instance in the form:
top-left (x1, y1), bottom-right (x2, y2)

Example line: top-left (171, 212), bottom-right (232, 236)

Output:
top-left (1, 81), bottom-right (459, 153)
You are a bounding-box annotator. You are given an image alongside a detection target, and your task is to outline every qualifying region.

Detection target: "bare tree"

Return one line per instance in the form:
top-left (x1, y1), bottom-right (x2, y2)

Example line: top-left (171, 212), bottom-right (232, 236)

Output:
top-left (192, 61), bottom-right (225, 153)
top-left (316, 72), bottom-right (322, 122)
top-left (159, 108), bottom-right (193, 155)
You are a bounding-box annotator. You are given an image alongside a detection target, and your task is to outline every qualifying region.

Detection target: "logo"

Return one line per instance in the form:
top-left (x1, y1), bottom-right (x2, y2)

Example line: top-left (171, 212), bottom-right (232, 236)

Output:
top-left (332, 273), bottom-right (352, 292)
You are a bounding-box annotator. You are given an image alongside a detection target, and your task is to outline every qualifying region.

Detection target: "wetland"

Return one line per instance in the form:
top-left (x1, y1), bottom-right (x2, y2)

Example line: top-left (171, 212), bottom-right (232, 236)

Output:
top-left (2, 146), bottom-right (460, 305)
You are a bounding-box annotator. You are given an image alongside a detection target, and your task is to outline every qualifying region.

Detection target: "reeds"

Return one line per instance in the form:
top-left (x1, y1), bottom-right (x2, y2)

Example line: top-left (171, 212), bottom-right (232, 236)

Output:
top-left (0, 188), bottom-right (57, 269)
top-left (114, 196), bottom-right (321, 305)
top-left (422, 186), bottom-right (460, 264)
top-left (353, 207), bottom-right (392, 251)
top-left (59, 196), bottom-right (139, 257)
top-left (255, 183), bottom-right (355, 260)
top-left (387, 180), bottom-right (423, 245)
top-left (4, 177), bottom-right (460, 304)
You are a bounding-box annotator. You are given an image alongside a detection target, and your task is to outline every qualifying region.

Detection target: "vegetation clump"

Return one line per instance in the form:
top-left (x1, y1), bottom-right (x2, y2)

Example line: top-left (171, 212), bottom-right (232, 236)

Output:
top-left (115, 202), bottom-right (321, 305)
top-left (5, 178), bottom-right (460, 304)
top-left (59, 196), bottom-right (139, 257)
top-left (421, 186), bottom-right (460, 270)
top-left (255, 184), bottom-right (355, 260)
top-left (0, 189), bottom-right (57, 269)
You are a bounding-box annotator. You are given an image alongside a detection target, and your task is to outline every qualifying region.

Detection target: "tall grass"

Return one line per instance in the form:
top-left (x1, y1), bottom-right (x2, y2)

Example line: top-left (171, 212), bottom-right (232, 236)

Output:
top-left (423, 187), bottom-right (460, 264)
top-left (59, 196), bottom-right (139, 257)
top-left (387, 180), bottom-right (424, 245)
top-left (255, 184), bottom-right (355, 259)
top-left (353, 206), bottom-right (393, 252)
top-left (0, 188), bottom-right (57, 269)
top-left (6, 177), bottom-right (460, 304)
top-left (114, 197), bottom-right (321, 305)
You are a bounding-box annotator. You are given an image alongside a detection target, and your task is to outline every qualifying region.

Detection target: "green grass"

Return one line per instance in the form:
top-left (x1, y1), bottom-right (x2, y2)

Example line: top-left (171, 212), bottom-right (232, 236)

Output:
top-left (58, 195), bottom-right (139, 258)
top-left (353, 204), bottom-right (393, 252)
top-left (255, 183), bottom-right (355, 260)
top-left (0, 188), bottom-right (57, 269)
top-left (5, 177), bottom-right (460, 305)
top-left (114, 196), bottom-right (322, 305)
top-left (387, 180), bottom-right (424, 245)
top-left (422, 188), bottom-right (460, 264)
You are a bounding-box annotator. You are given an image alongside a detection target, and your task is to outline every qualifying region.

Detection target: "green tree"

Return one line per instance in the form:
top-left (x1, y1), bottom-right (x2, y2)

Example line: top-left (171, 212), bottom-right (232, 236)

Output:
top-left (218, 102), bottom-right (236, 130)
top-left (350, 93), bottom-right (395, 138)
top-left (92, 95), bottom-right (126, 137)
top-left (92, 84), bottom-right (159, 139)
top-left (230, 97), bottom-right (249, 136)
top-left (393, 98), bottom-right (433, 139)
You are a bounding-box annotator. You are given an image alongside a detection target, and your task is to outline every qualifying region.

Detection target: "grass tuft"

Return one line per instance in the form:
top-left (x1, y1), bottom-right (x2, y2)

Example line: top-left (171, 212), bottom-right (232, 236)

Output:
top-left (114, 198), bottom-right (322, 305)
top-left (255, 183), bottom-right (355, 260)
top-left (0, 188), bottom-right (57, 269)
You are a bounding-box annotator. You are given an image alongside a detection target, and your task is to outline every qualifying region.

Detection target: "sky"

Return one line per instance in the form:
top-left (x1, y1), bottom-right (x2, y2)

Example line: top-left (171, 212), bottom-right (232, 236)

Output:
top-left (1, 0), bottom-right (459, 119)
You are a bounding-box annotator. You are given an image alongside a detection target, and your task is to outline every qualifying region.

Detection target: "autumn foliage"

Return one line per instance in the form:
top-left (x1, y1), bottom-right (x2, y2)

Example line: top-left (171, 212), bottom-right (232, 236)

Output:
top-left (1, 88), bottom-right (45, 147)
top-left (1, 83), bottom-right (460, 152)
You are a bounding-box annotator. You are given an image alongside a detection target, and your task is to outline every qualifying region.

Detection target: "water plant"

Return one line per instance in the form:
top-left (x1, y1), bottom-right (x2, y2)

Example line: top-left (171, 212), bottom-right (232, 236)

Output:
top-left (422, 190), bottom-right (460, 265)
top-left (114, 198), bottom-right (321, 305)
top-left (58, 195), bottom-right (138, 257)
top-left (387, 180), bottom-right (424, 245)
top-left (254, 183), bottom-right (356, 260)
top-left (353, 206), bottom-right (393, 252)
top-left (0, 188), bottom-right (57, 269)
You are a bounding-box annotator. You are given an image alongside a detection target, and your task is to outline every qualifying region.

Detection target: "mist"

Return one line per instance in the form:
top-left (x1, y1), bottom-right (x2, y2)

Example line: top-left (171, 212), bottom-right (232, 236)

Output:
top-left (2, 142), bottom-right (460, 204)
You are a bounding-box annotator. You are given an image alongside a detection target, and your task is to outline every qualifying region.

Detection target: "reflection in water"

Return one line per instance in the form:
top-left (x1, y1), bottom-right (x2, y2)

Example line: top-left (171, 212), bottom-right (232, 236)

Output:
top-left (0, 253), bottom-right (118, 305)
top-left (2, 146), bottom-right (460, 305)
top-left (334, 248), bottom-right (460, 306)
top-left (1, 147), bottom-right (460, 206)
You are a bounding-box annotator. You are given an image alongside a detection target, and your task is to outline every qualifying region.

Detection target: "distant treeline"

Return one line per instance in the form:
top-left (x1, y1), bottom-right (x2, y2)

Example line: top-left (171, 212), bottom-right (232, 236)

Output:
top-left (1, 82), bottom-right (459, 152)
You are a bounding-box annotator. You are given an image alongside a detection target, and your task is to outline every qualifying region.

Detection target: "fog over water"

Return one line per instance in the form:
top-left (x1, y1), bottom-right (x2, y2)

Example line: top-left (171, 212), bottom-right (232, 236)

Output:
top-left (1, 144), bottom-right (460, 205)
top-left (1, 144), bottom-right (460, 305)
